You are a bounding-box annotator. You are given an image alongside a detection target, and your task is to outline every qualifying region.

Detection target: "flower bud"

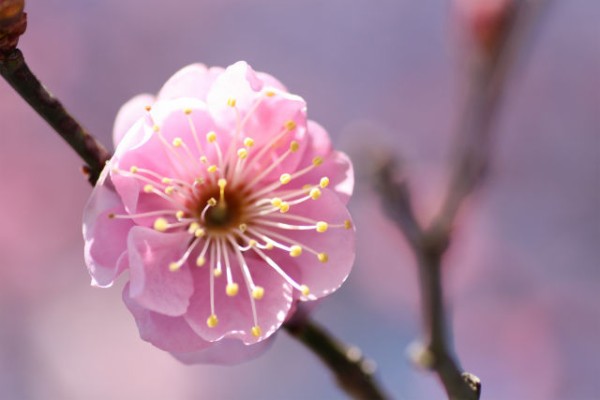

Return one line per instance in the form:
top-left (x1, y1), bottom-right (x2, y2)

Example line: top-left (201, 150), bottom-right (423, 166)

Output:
top-left (0, 0), bottom-right (26, 53)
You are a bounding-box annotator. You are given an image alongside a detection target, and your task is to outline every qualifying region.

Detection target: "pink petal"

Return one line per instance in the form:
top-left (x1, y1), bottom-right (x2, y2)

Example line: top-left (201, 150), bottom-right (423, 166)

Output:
top-left (128, 227), bottom-right (194, 316)
top-left (113, 93), bottom-right (155, 148)
top-left (295, 150), bottom-right (354, 205)
top-left (184, 249), bottom-right (295, 344)
top-left (267, 188), bottom-right (355, 299)
top-left (157, 63), bottom-right (224, 102)
top-left (123, 283), bottom-right (210, 353)
top-left (82, 178), bottom-right (132, 287)
top-left (171, 337), bottom-right (275, 365)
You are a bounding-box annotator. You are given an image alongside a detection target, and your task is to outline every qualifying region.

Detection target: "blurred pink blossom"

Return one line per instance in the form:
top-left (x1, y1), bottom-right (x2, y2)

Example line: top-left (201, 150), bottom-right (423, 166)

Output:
top-left (82, 61), bottom-right (355, 364)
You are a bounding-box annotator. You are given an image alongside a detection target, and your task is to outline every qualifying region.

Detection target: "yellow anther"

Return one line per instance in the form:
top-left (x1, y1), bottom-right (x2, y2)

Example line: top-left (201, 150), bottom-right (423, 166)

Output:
top-left (227, 98), bottom-right (237, 107)
top-left (289, 245), bottom-right (302, 257)
top-left (271, 198), bottom-right (282, 207)
top-left (153, 218), bottom-right (169, 232)
top-left (168, 262), bottom-right (181, 272)
top-left (214, 268), bottom-right (223, 277)
top-left (161, 177), bottom-right (172, 184)
top-left (320, 177), bottom-right (330, 188)
top-left (183, 107), bottom-right (192, 115)
top-left (207, 198), bottom-right (217, 207)
top-left (172, 137), bottom-right (183, 147)
top-left (310, 188), bottom-right (322, 200)
top-left (194, 228), bottom-right (206, 238)
top-left (344, 220), bottom-right (352, 229)
top-left (207, 131), bottom-right (217, 143)
top-left (207, 314), bottom-right (219, 328)
top-left (175, 210), bottom-right (185, 219)
top-left (252, 286), bottom-right (265, 300)
top-left (312, 156), bottom-right (323, 166)
top-left (248, 239), bottom-right (257, 247)
top-left (280, 173), bottom-right (292, 185)
top-left (196, 256), bottom-right (206, 267)
top-left (207, 165), bottom-right (218, 173)
top-left (237, 148), bottom-right (248, 159)
top-left (265, 89), bottom-right (276, 97)
top-left (279, 202), bottom-right (290, 213)
top-left (302, 184), bottom-right (312, 192)
top-left (265, 241), bottom-right (274, 250)
top-left (251, 325), bottom-right (262, 337)
top-left (164, 186), bottom-right (175, 195)
top-left (226, 283), bottom-right (239, 297)
top-left (285, 120), bottom-right (296, 131)
top-left (239, 223), bottom-right (248, 232)
top-left (129, 166), bottom-right (139, 173)
top-left (218, 178), bottom-right (227, 189)
top-left (289, 141), bottom-right (300, 152)
top-left (188, 222), bottom-right (200, 234)
top-left (143, 184), bottom-right (154, 193)
top-left (318, 253), bottom-right (329, 263)
top-left (195, 177), bottom-right (205, 185)
top-left (200, 156), bottom-right (208, 163)
top-left (316, 221), bottom-right (328, 233)
top-left (152, 124), bottom-right (160, 132)
top-left (244, 137), bottom-right (255, 147)
top-left (144, 105), bottom-right (152, 112)
top-left (300, 285), bottom-right (310, 296)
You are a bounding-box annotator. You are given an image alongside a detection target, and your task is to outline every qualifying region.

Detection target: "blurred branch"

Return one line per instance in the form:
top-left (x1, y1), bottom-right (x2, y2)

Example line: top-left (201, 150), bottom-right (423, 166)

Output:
top-left (374, 1), bottom-right (551, 399)
top-left (0, 7), bottom-right (110, 185)
top-left (285, 315), bottom-right (390, 400)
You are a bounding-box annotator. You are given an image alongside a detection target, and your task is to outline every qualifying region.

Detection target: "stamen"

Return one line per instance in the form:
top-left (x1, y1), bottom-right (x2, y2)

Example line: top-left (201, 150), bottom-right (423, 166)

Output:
top-left (207, 314), bottom-right (219, 328)
top-left (252, 247), bottom-right (310, 295)
top-left (196, 237), bottom-right (212, 267)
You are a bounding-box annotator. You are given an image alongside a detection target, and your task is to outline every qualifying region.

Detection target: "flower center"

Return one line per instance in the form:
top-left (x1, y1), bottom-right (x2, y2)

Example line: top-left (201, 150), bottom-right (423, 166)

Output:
top-left (199, 183), bottom-right (248, 233)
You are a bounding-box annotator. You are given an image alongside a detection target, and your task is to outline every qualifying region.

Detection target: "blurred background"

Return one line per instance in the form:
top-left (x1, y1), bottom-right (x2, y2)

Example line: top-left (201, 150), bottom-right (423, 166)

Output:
top-left (0, 0), bottom-right (598, 399)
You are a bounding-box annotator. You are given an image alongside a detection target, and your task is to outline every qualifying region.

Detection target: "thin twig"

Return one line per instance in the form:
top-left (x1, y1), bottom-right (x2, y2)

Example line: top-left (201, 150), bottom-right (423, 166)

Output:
top-left (375, 1), bottom-right (551, 399)
top-left (0, 48), bottom-right (110, 184)
top-left (285, 315), bottom-right (390, 400)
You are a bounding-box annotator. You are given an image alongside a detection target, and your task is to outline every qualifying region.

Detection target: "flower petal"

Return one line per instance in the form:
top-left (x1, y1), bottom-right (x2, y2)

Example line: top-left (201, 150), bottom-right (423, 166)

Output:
top-left (83, 177), bottom-right (131, 287)
top-left (184, 249), bottom-right (295, 344)
top-left (157, 63), bottom-right (224, 102)
top-left (113, 93), bottom-right (155, 148)
top-left (128, 227), bottom-right (194, 316)
top-left (123, 283), bottom-right (210, 353)
top-left (171, 337), bottom-right (275, 365)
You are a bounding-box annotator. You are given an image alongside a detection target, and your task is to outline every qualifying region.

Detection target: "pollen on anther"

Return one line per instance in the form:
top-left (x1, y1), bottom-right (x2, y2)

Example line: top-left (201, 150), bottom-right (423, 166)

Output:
top-left (244, 137), bottom-right (255, 147)
top-left (289, 141), bottom-right (300, 152)
top-left (153, 218), bottom-right (169, 232)
top-left (194, 228), bottom-right (206, 238)
top-left (317, 253), bottom-right (329, 263)
top-left (300, 285), bottom-right (310, 296)
top-left (143, 184), bottom-right (154, 193)
top-left (226, 283), bottom-right (239, 297)
top-left (129, 166), bottom-right (139, 173)
top-left (285, 120), bottom-right (296, 131)
top-left (316, 221), bottom-right (328, 233)
top-left (279, 202), bottom-right (290, 213)
top-left (237, 148), bottom-right (248, 159)
top-left (239, 223), bottom-right (248, 232)
top-left (252, 286), bottom-right (265, 300)
top-left (188, 222), bottom-right (200, 234)
top-left (289, 245), bottom-right (302, 257)
top-left (312, 156), bottom-right (323, 166)
top-left (168, 262), bottom-right (181, 272)
top-left (207, 198), bottom-right (217, 207)
top-left (200, 156), bottom-right (208, 163)
top-left (152, 125), bottom-right (160, 133)
top-left (207, 314), bottom-right (219, 328)
top-left (207, 165), bottom-right (218, 173)
top-left (218, 178), bottom-right (227, 189)
top-left (144, 105), bottom-right (152, 112)
top-left (265, 89), bottom-right (276, 97)
top-left (227, 98), bottom-right (237, 107)
top-left (271, 198), bottom-right (282, 207)
top-left (248, 239), bottom-right (257, 247)
top-left (310, 188), bottom-right (322, 200)
top-left (176, 210), bottom-right (185, 220)
top-left (161, 177), bottom-right (172, 184)
top-left (214, 268), bottom-right (223, 277)
top-left (196, 256), bottom-right (206, 267)
top-left (207, 131), bottom-right (217, 143)
top-left (320, 177), bottom-right (330, 188)
top-left (164, 186), bottom-right (175, 195)
top-left (280, 173), bottom-right (292, 185)
top-left (172, 137), bottom-right (183, 147)
top-left (344, 220), bottom-right (352, 229)
top-left (183, 107), bottom-right (192, 115)
top-left (251, 325), bottom-right (262, 337)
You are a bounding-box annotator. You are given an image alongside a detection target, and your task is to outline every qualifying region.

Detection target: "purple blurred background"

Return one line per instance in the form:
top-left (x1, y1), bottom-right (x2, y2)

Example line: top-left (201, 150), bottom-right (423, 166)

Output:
top-left (1, 1), bottom-right (598, 399)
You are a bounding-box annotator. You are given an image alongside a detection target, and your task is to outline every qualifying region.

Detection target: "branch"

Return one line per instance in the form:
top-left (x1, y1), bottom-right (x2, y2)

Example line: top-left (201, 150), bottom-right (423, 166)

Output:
top-left (285, 315), bottom-right (390, 400)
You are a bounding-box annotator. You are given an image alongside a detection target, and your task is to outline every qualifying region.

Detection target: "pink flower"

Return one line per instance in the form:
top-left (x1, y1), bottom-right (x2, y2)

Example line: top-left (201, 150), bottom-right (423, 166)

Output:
top-left (83, 61), bottom-right (355, 363)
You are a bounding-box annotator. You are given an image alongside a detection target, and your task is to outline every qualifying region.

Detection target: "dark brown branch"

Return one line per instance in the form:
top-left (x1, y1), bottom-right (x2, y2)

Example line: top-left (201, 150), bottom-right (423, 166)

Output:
top-left (0, 48), bottom-right (110, 184)
top-left (374, 1), bottom-right (551, 399)
top-left (285, 316), bottom-right (390, 400)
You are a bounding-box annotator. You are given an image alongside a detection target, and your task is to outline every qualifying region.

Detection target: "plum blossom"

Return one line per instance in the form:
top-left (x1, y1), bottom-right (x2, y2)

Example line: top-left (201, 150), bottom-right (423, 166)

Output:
top-left (83, 61), bottom-right (355, 363)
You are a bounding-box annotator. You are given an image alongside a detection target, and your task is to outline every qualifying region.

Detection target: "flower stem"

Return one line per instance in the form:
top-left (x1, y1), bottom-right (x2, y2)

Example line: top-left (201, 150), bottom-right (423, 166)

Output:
top-left (0, 48), bottom-right (110, 184)
top-left (284, 316), bottom-right (390, 400)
